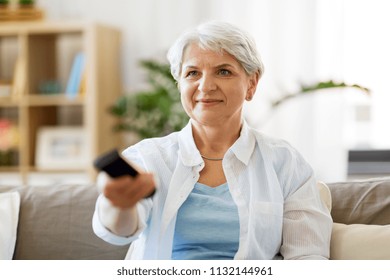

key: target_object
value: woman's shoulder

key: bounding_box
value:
[249,126,313,190]
[248,126,309,168]
[249,126,295,151]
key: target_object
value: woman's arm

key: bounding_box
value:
[92,171,155,244]
[97,192,139,237]
[281,175,333,259]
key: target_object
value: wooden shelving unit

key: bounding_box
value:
[0,21,122,183]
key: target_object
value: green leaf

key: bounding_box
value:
[272,80,370,108]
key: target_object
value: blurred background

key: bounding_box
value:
[1,0,390,184]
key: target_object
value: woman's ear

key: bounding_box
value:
[246,71,260,100]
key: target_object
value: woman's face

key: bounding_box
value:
[178,43,259,127]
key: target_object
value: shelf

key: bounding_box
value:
[0,166,20,172]
[0,7,44,22]
[23,94,85,106]
[28,166,86,173]
[0,21,89,35]
[0,96,19,106]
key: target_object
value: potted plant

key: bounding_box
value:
[0,0,9,8]
[18,0,34,8]
[109,60,189,140]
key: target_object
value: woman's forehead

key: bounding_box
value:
[182,43,239,66]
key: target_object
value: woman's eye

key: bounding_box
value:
[186,71,198,77]
[218,69,231,76]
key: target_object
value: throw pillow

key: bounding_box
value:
[330,222,390,260]
[0,192,20,260]
[328,178,390,225]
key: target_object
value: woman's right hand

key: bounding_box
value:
[96,171,155,236]
[101,172,156,209]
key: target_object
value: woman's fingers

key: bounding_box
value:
[103,173,155,209]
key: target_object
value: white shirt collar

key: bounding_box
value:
[230,120,256,165]
[177,119,256,167]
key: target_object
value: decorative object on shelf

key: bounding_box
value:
[109,59,189,139]
[35,126,88,170]
[0,80,12,97]
[0,0,43,21]
[38,80,62,95]
[0,118,19,166]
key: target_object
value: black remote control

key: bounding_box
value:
[93,149,155,198]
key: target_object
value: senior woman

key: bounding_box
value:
[92,21,333,260]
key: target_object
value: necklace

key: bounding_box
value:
[200,154,224,161]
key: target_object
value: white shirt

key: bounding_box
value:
[92,120,333,260]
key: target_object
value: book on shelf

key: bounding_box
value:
[78,70,87,96]
[65,52,85,99]
[11,56,26,100]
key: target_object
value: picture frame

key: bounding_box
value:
[0,81,12,97]
[35,126,88,170]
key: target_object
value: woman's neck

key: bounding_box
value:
[191,119,242,157]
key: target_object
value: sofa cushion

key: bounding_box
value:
[328,177,390,225]
[330,222,390,260]
[0,191,20,260]
[12,184,129,260]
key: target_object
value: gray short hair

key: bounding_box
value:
[167,21,264,81]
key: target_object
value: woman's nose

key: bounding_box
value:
[198,75,217,92]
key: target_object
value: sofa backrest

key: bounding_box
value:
[0,184,129,260]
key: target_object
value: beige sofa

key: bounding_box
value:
[1,177,389,260]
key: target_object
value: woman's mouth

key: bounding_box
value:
[196,99,223,105]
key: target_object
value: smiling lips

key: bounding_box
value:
[196,99,223,106]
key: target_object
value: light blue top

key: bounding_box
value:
[171,182,240,260]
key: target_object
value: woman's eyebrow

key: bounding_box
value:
[215,63,234,68]
[182,63,236,71]
[182,65,197,69]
